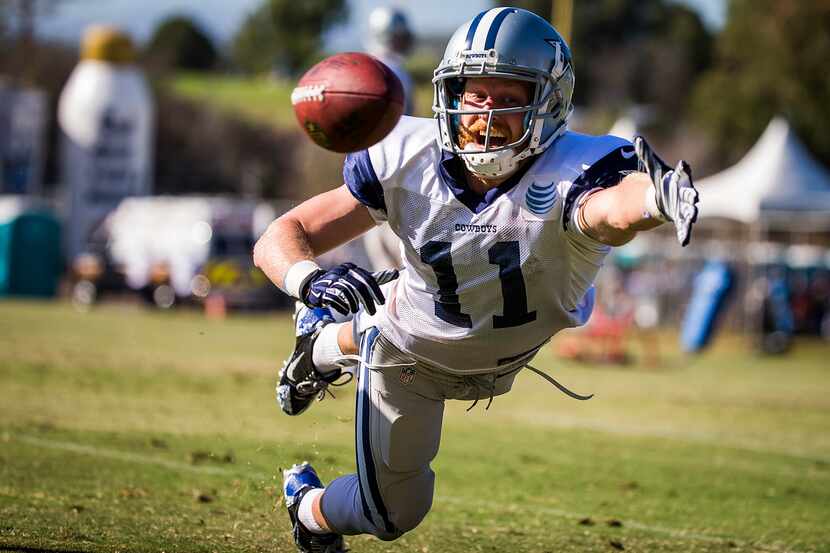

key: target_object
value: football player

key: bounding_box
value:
[254,8,698,552]
[366,6,416,116]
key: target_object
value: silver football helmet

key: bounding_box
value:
[433,8,575,179]
[367,6,414,57]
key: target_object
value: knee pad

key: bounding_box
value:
[377,468,435,540]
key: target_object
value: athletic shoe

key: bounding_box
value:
[283,462,345,553]
[277,303,346,416]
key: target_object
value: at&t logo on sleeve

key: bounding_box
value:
[525,182,557,215]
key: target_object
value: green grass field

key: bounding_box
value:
[1,300,829,552]
[167,73,435,131]
[168,74,299,130]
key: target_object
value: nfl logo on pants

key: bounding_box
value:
[399,367,416,385]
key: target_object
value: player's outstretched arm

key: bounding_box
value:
[578,140,698,247]
[577,174,662,246]
[253,185,397,315]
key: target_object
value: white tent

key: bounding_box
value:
[607,106,654,141]
[607,116,638,141]
[697,117,830,228]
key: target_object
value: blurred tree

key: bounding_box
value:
[0,4,8,40]
[232,0,347,76]
[2,0,71,84]
[145,16,218,71]
[2,0,66,44]
[494,0,712,116]
[692,1,830,167]
[154,91,301,198]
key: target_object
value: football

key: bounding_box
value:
[291,52,405,153]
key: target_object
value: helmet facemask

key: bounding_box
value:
[434,59,570,179]
[454,78,532,145]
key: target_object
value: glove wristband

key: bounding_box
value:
[644,183,670,223]
[282,260,322,299]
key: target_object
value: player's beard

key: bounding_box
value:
[456,118,513,151]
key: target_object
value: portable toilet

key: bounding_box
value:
[0,197,62,297]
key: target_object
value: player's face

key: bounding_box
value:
[457,77,533,151]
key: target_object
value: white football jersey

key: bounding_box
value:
[346,116,635,374]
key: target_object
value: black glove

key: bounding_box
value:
[302,263,399,316]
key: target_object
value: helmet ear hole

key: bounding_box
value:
[547,89,563,118]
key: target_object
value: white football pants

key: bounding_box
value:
[320,326,519,540]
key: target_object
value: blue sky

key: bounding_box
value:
[37,0,726,50]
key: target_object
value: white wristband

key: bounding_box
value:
[282,260,322,299]
[644,184,669,222]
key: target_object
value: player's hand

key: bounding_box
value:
[634,136,699,247]
[301,263,399,316]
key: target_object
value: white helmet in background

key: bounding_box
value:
[367,6,414,57]
[433,8,575,179]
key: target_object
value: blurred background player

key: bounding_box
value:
[365,6,415,117]
[363,6,414,272]
[317,6,415,274]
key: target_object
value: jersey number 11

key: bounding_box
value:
[420,240,537,329]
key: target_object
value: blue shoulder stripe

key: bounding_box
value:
[343,150,386,213]
[562,144,638,230]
